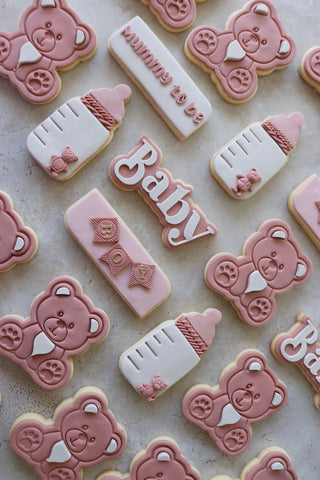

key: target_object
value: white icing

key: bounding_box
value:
[76,29,85,45]
[109,16,212,140]
[248,361,262,371]
[56,286,71,296]
[120,322,199,392]
[157,186,193,225]
[46,440,71,463]
[271,230,286,239]
[280,319,318,363]
[254,4,269,15]
[27,98,110,180]
[224,40,246,62]
[272,391,283,406]
[212,123,287,199]
[245,270,267,294]
[31,332,55,356]
[41,0,56,6]
[279,39,290,55]
[157,452,171,462]
[295,263,306,278]
[271,462,285,471]
[90,318,99,333]
[106,438,118,454]
[84,403,99,413]
[217,403,241,427]
[17,42,42,67]
[13,236,25,252]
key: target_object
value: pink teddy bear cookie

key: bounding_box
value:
[98,437,200,480]
[182,350,288,456]
[204,219,312,327]
[0,191,37,272]
[10,387,127,480]
[0,0,97,104]
[0,276,109,390]
[185,1,296,103]
[300,46,320,94]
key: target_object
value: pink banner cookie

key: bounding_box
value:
[0,0,97,104]
[0,276,109,390]
[0,191,37,272]
[182,350,288,456]
[205,219,312,326]
[185,1,296,103]
[272,313,320,411]
[109,135,217,248]
[65,189,170,318]
[10,387,127,480]
[120,308,221,401]
[211,447,298,480]
[300,46,320,94]
[27,84,131,180]
[98,437,201,480]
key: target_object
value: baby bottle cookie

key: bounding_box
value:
[300,46,320,94]
[205,219,312,326]
[120,308,221,401]
[182,349,288,456]
[185,1,296,103]
[27,84,131,180]
[0,0,97,104]
[0,276,109,390]
[10,387,127,480]
[211,113,303,199]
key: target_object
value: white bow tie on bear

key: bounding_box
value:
[17,41,42,68]
[31,331,55,356]
[224,40,246,62]
[217,403,241,427]
[46,440,72,463]
[245,270,268,294]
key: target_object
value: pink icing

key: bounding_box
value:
[262,113,304,153]
[205,219,312,327]
[65,189,171,318]
[128,262,156,289]
[291,175,320,248]
[47,146,78,178]
[0,191,37,271]
[100,243,132,276]
[0,0,97,104]
[98,437,200,480]
[232,168,262,197]
[0,276,109,390]
[302,46,320,92]
[185,0,296,102]
[144,0,199,32]
[91,217,120,243]
[10,388,127,480]
[245,449,298,480]
[186,308,221,349]
[90,85,132,123]
[137,374,167,402]
[182,350,288,456]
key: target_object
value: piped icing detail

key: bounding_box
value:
[137,374,167,402]
[261,113,304,155]
[232,168,262,197]
[91,218,120,243]
[47,146,78,178]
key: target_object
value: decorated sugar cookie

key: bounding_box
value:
[120,308,221,401]
[10,387,127,480]
[0,276,109,390]
[185,1,296,103]
[182,350,288,456]
[205,219,312,326]
[98,437,201,480]
[300,46,320,93]
[0,191,37,272]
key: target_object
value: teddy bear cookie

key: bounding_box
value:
[211,113,304,199]
[109,135,217,248]
[204,219,312,326]
[120,308,221,401]
[300,46,320,94]
[97,437,201,480]
[182,349,288,456]
[27,84,131,180]
[211,447,298,480]
[0,191,37,272]
[139,0,208,32]
[0,276,109,390]
[0,0,97,104]
[184,1,296,103]
[272,312,320,411]
[9,387,127,480]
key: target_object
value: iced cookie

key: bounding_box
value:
[300,46,320,94]
[0,276,109,390]
[108,16,212,140]
[65,189,170,318]
[10,387,127,480]
[272,312,320,411]
[182,349,288,456]
[205,219,312,326]
[98,436,201,480]
[185,1,296,103]
[211,447,298,480]
[288,175,320,250]
[0,191,37,272]
[120,308,221,401]
[139,0,207,33]
[27,84,131,180]
[0,0,97,104]
[211,113,303,199]
[109,135,217,248]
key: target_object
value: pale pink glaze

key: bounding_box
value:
[99,437,200,480]
[291,175,320,247]
[182,350,288,456]
[262,113,304,151]
[0,191,37,271]
[90,85,132,123]
[186,0,296,102]
[143,0,199,32]
[0,276,109,390]
[302,46,320,92]
[65,189,171,318]
[0,0,97,103]
[186,309,221,348]
[205,219,312,326]
[10,388,127,480]
[245,449,298,480]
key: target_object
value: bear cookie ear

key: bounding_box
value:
[294,259,308,281]
[74,25,93,50]
[270,386,286,409]
[88,313,105,337]
[105,432,125,456]
[38,0,60,8]
[278,37,292,57]
[253,3,270,16]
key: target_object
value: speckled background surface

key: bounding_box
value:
[0,0,320,478]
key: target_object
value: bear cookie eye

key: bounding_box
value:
[261,39,267,45]
[271,252,276,257]
[279,264,284,270]
[45,22,52,28]
[254,394,260,400]
[156,473,163,478]
[81,425,88,430]
[68,323,74,329]
[246,383,252,389]
[57,311,64,317]
[89,437,96,443]
[253,27,259,32]
[57,34,62,40]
